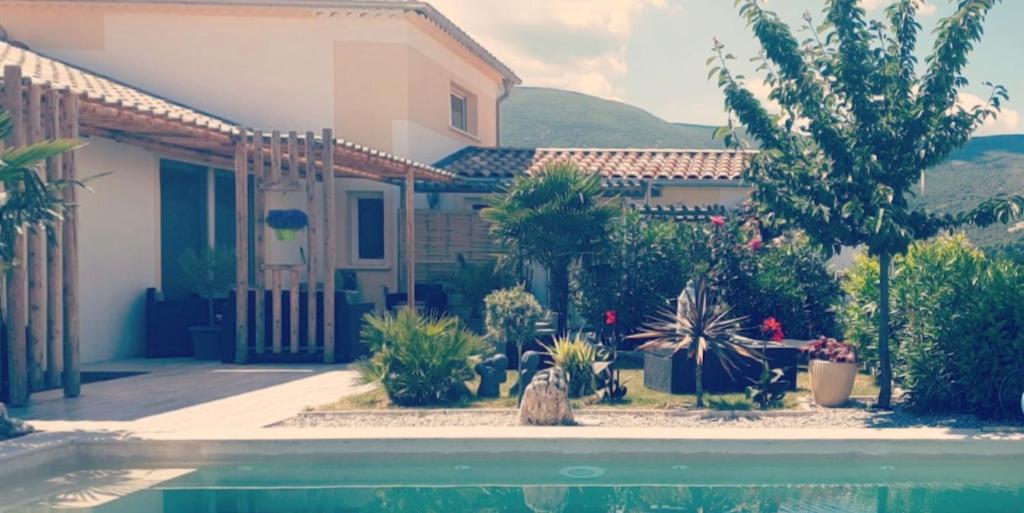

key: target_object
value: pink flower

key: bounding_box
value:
[747,238,763,251]
[710,216,726,227]
[604,310,617,326]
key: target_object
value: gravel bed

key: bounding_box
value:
[279,407,1018,430]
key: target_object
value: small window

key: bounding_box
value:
[451,91,468,132]
[350,192,385,263]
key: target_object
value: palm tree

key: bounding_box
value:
[481,161,619,333]
[631,278,756,407]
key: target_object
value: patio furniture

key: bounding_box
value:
[643,341,799,395]
[385,283,448,317]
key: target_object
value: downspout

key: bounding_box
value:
[495,78,513,147]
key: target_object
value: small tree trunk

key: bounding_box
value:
[549,262,570,334]
[877,251,893,409]
[207,297,215,327]
[695,361,705,408]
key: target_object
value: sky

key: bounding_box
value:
[429,0,1024,135]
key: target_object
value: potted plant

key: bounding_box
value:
[266,209,308,241]
[484,285,543,371]
[177,246,235,360]
[801,336,857,407]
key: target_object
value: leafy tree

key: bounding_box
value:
[481,162,619,333]
[177,246,235,325]
[712,0,1023,408]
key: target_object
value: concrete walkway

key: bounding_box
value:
[7,358,369,434]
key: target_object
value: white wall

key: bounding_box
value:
[75,138,160,363]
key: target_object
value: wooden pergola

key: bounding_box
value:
[0,59,453,405]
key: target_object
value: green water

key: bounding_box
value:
[5,455,1024,512]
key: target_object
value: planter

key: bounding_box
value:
[643,345,799,394]
[274,228,300,241]
[808,359,857,407]
[188,325,222,361]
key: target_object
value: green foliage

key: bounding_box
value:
[713,0,1020,408]
[484,285,543,357]
[482,161,620,332]
[575,211,699,337]
[842,234,1024,417]
[0,108,83,270]
[745,362,788,410]
[542,332,597,398]
[176,246,235,300]
[631,278,756,407]
[445,255,513,319]
[359,309,486,406]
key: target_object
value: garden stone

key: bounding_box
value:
[475,354,509,398]
[0,402,34,439]
[511,350,541,397]
[519,367,574,426]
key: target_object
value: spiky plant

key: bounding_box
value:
[542,332,598,398]
[631,278,757,407]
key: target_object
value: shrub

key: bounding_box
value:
[543,332,597,398]
[484,285,544,362]
[359,309,486,406]
[575,211,699,339]
[445,255,514,320]
[842,234,1024,417]
[800,337,856,363]
[177,246,235,324]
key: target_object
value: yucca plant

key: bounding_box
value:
[631,278,758,407]
[542,332,597,398]
[359,309,486,406]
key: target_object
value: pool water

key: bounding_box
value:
[4,455,1023,512]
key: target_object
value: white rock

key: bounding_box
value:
[518,368,574,426]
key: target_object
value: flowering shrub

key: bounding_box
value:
[266,209,309,230]
[801,336,856,364]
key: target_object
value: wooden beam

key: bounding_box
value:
[289,267,299,354]
[61,91,80,398]
[4,66,29,406]
[304,131,318,354]
[287,131,298,184]
[26,83,46,392]
[321,129,336,364]
[80,126,235,168]
[270,130,281,185]
[233,135,249,364]
[253,130,266,355]
[271,267,282,354]
[43,89,63,389]
[405,166,416,308]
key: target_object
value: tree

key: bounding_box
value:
[481,162,619,333]
[712,0,1023,408]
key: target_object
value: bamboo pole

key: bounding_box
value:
[304,132,318,354]
[26,83,45,392]
[270,130,281,185]
[61,91,80,397]
[405,165,416,308]
[289,267,299,354]
[4,66,29,405]
[253,130,266,354]
[43,89,63,389]
[287,131,298,185]
[272,267,282,354]
[321,130,336,364]
[233,135,249,364]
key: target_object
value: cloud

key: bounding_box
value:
[428,0,669,100]
[861,0,937,16]
[959,92,1022,135]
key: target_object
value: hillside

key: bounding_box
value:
[500,87,1024,249]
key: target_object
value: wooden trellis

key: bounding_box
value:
[0,65,80,406]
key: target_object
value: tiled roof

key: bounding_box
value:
[434,147,753,182]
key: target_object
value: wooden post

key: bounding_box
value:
[271,267,282,354]
[43,89,63,389]
[26,83,45,392]
[4,65,29,405]
[304,132,318,354]
[321,130,336,364]
[405,166,416,308]
[289,267,299,353]
[287,131,298,185]
[233,135,249,364]
[253,130,266,354]
[61,91,80,397]
[270,130,281,185]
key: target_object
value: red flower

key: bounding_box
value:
[747,238,763,251]
[604,310,617,325]
[710,216,726,227]
[760,317,784,342]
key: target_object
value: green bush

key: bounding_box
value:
[484,285,543,360]
[359,309,486,406]
[543,333,597,398]
[445,255,514,320]
[575,211,699,337]
[842,234,1024,417]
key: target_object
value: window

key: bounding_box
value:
[350,192,385,264]
[450,91,468,132]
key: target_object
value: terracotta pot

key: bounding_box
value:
[808,359,857,407]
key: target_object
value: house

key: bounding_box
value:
[0,0,751,396]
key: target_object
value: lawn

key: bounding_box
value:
[315,369,880,411]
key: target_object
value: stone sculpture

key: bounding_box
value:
[475,354,509,398]
[511,350,541,398]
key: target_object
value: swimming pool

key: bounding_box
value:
[3,453,1022,512]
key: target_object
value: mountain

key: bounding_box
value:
[499,87,1024,249]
